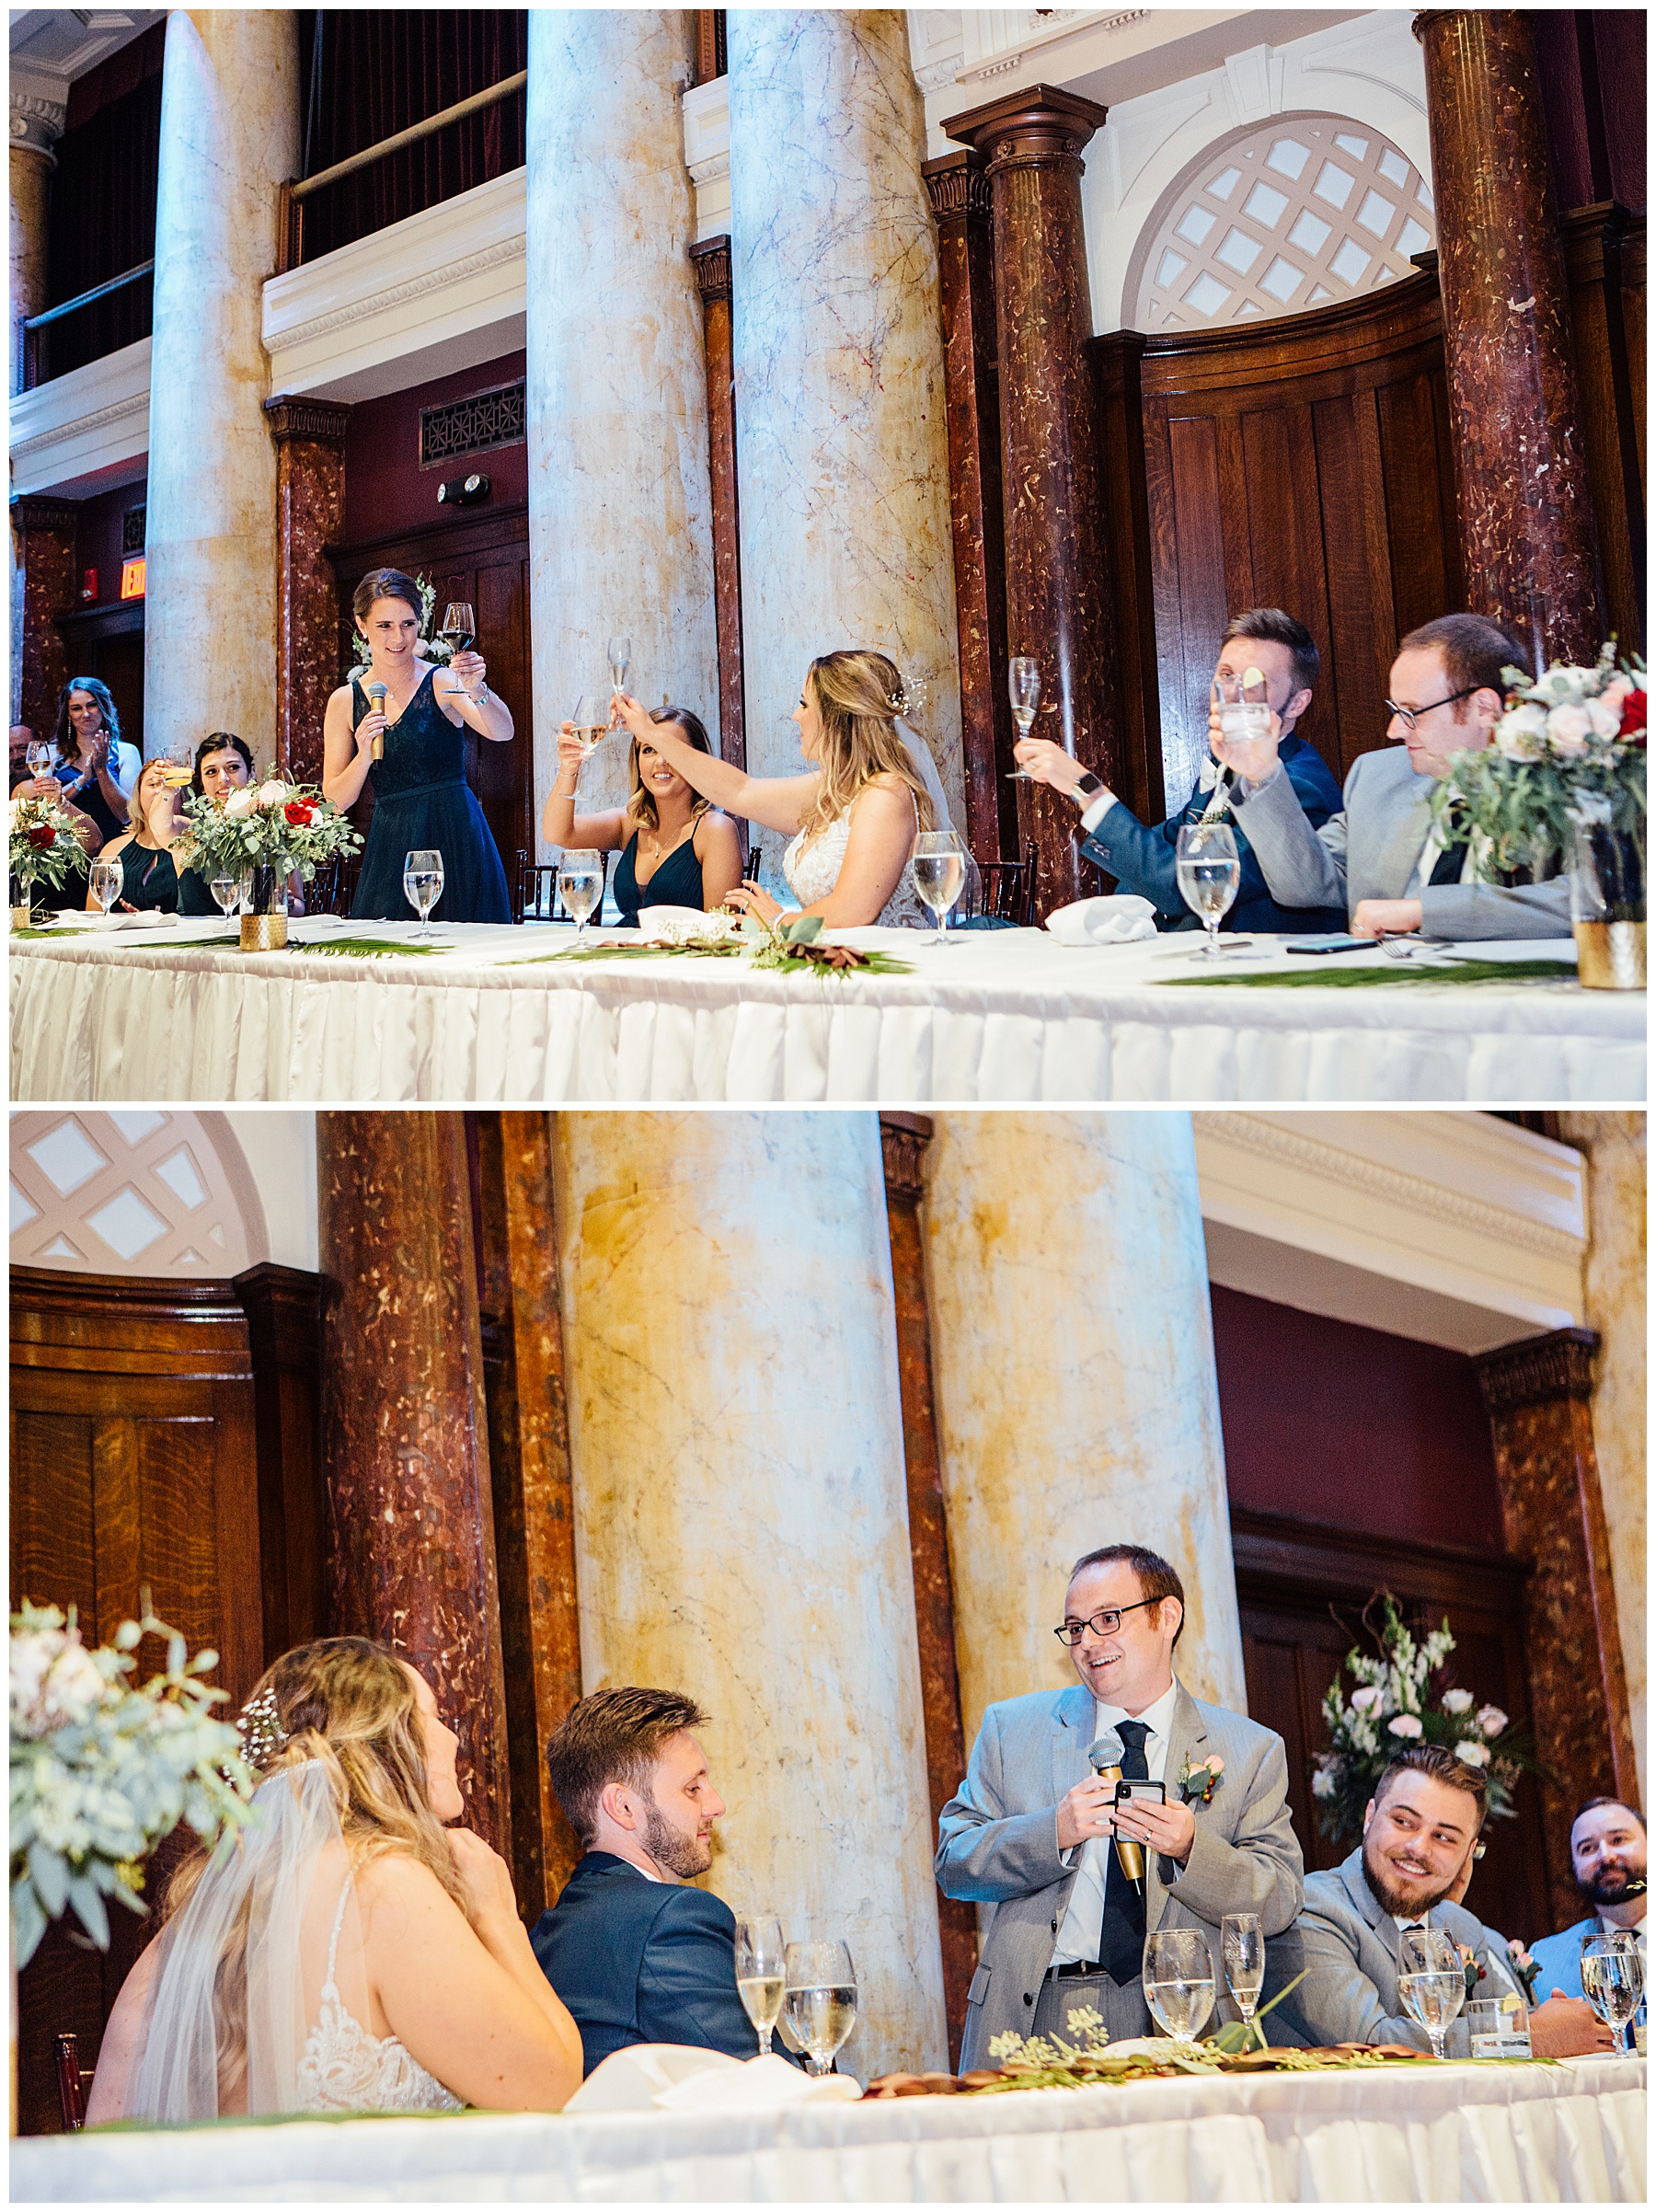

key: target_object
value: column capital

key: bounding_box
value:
[10,493,80,535]
[9,85,66,163]
[879,1112,934,1204]
[922,151,993,227]
[941,82,1109,171]
[1474,1325,1600,1413]
[688,234,731,305]
[263,395,351,448]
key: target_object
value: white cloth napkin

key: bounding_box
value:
[565,2045,861,2115]
[48,909,173,931]
[1044,894,1158,946]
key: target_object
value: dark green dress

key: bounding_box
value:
[114,841,180,912]
[612,830,706,927]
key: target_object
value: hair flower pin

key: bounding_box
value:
[1179,1752,1225,1804]
[238,1684,289,1768]
[886,674,929,720]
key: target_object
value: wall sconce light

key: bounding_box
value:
[437,473,491,508]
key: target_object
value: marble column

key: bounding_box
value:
[919,1112,1245,1748]
[316,1112,514,1857]
[1414,11,1604,664]
[264,398,349,785]
[9,86,62,394]
[145,10,297,766]
[728,12,964,817]
[12,497,77,737]
[552,1112,948,2078]
[943,86,1117,917]
[689,236,746,774]
[922,153,1018,867]
[1475,1329,1639,1929]
[525,12,719,841]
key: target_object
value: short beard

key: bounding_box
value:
[1363,1836,1456,1922]
[639,1793,710,1879]
[1580,1862,1643,1910]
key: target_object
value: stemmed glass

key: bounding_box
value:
[734,1916,788,2058]
[1397,1927,1466,2060]
[211,874,242,924]
[570,695,607,783]
[558,848,605,940]
[1175,822,1241,955]
[89,857,122,917]
[441,602,479,703]
[913,829,966,948]
[1142,1929,1215,2048]
[607,635,631,723]
[783,1940,857,2078]
[26,738,53,781]
[403,847,444,936]
[1004,657,1041,778]
[1581,1931,1643,2056]
[1222,1913,1265,2045]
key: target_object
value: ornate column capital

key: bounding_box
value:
[688,234,731,305]
[10,493,80,535]
[9,86,66,163]
[922,151,993,227]
[879,1112,934,1205]
[1475,1325,1600,1413]
[263,395,351,448]
[941,82,1110,176]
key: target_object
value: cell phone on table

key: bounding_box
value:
[1114,1780,1167,1807]
[1290,935,1372,956]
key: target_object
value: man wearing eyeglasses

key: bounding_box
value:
[1211,612,1572,940]
[936,1544,1303,2068]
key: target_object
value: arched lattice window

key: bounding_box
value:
[9,1111,261,1274]
[1130,114,1436,333]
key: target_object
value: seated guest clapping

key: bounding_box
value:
[1013,608,1344,934]
[541,705,743,926]
[1526,1798,1647,2003]
[86,1638,583,2121]
[613,650,935,927]
[532,1688,802,2075]
[1264,1746,1612,2055]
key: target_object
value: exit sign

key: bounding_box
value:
[120,557,145,601]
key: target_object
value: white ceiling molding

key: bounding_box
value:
[9,336,150,499]
[683,76,730,241]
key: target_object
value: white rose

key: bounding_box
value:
[1387,1713,1423,1739]
[224,786,259,820]
[1311,1767,1337,1799]
[1476,1704,1508,1737]
[1495,705,1547,762]
[1546,703,1593,757]
[1441,1688,1475,1714]
[41,1642,107,1727]
[1455,1740,1491,1768]
[1547,666,1600,697]
[9,1627,64,1734]
[257,778,288,811]
[1350,1685,1381,1712]
[1586,695,1623,741]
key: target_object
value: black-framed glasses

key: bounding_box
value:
[1053,1599,1156,1646]
[1384,685,1481,733]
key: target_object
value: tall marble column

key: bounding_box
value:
[525,12,719,839]
[264,398,350,784]
[728,12,964,818]
[317,1113,514,1857]
[145,11,297,766]
[919,1112,1245,1747]
[689,236,746,774]
[11,497,78,736]
[552,1112,948,2078]
[1414,11,1604,664]
[943,86,1116,917]
[9,85,62,394]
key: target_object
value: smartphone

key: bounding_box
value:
[1290,935,1373,956]
[1114,1779,1167,1807]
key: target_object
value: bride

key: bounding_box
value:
[86,1638,583,2121]
[613,648,936,927]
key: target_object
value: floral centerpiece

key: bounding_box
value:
[7,792,85,927]
[179,777,362,950]
[10,1597,254,1970]
[1312,1595,1534,1846]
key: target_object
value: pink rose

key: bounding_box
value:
[1387,1713,1423,1739]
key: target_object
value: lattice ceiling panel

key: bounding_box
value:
[1136,116,1436,333]
[9,1111,252,1275]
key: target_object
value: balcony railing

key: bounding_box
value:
[20,261,155,390]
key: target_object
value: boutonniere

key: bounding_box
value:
[1506,1939,1542,2004]
[1178,1753,1225,1804]
[1455,1941,1486,1999]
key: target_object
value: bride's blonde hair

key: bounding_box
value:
[797,650,936,841]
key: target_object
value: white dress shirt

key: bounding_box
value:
[1052,1676,1180,1966]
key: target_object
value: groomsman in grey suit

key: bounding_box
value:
[1213,612,1572,942]
[936,1544,1303,2068]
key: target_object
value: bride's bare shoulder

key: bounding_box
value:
[351,1848,459,1923]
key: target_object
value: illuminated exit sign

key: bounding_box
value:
[120,557,146,601]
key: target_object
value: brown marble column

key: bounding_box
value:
[473,1111,583,1918]
[317,1112,513,1857]
[880,1113,975,2069]
[10,88,62,394]
[923,153,1018,868]
[690,236,746,775]
[265,397,350,784]
[1414,11,1605,664]
[944,84,1116,917]
[12,496,78,738]
[1475,1327,1639,1930]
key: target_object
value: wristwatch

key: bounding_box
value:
[1072,771,1104,805]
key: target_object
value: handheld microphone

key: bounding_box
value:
[367,682,388,761]
[1087,1733,1144,1890]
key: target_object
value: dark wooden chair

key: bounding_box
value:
[514,849,611,925]
[976,847,1039,927]
[54,2032,88,2131]
[308,856,362,918]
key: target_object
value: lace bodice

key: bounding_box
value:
[294,1882,463,2115]
[783,794,924,927]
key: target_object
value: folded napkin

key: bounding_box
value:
[1044,894,1157,946]
[566,2045,861,2115]
[49,909,173,931]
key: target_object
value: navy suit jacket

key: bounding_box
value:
[1080,732,1345,933]
[530,1850,788,2077]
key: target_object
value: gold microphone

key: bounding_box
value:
[1088,1735,1145,1888]
[367,682,388,761]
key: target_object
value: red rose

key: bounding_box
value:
[283,801,315,827]
[27,824,54,850]
[1618,687,1646,742]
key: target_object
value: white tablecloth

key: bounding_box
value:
[9,2057,1643,2202]
[9,916,1644,1104]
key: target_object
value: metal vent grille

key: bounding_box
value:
[420,380,525,469]
[121,505,146,555]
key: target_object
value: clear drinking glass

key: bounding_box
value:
[783,1941,857,2078]
[734,1916,788,2058]
[607,635,631,720]
[403,847,444,936]
[90,857,122,916]
[211,875,241,922]
[1222,1913,1265,2041]
[1213,668,1272,747]
[441,602,479,701]
[913,829,966,948]
[161,741,193,790]
[1175,821,1242,954]
[26,739,52,780]
[1005,656,1041,778]
[558,848,605,940]
[1581,1932,1643,2054]
[1397,1927,1466,2060]
[1466,1996,1532,2057]
[1142,1929,1215,2047]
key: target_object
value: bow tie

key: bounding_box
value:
[1198,756,1223,790]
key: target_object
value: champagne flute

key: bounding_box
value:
[403,847,444,936]
[1142,1928,1215,2048]
[90,857,122,916]
[558,847,605,940]
[570,694,607,778]
[1221,1913,1265,2045]
[734,1916,788,2058]
[1005,656,1041,778]
[783,1941,857,2078]
[913,829,966,948]
[1581,1932,1643,2055]
[1175,821,1241,955]
[441,602,479,702]
[606,635,631,724]
[1397,1926,1466,2060]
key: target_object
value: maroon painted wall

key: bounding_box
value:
[1535,9,1647,215]
[74,481,146,615]
[339,349,526,551]
[1211,1285,1505,1551]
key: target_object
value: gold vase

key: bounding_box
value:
[10,903,33,935]
[239,911,288,952]
[1573,919,1646,990]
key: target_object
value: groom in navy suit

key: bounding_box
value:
[531,1686,798,2075]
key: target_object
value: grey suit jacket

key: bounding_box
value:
[1230,744,1572,939]
[1263,1849,1521,2053]
[936,1680,1303,2069]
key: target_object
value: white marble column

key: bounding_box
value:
[920,1112,1246,1749]
[144,11,297,767]
[728,11,963,816]
[525,13,719,846]
[551,1112,948,2078]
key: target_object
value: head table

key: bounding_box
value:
[9,2055,1643,2202]
[8,915,1643,1105]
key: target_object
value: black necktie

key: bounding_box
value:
[1428,805,1468,887]
[1098,1720,1151,1982]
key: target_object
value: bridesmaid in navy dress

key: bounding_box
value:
[541,704,742,927]
[321,567,512,924]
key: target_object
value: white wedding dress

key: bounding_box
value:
[294,1879,463,2114]
[784,794,925,928]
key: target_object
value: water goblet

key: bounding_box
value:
[913,829,966,948]
[783,1941,857,2078]
[90,857,122,916]
[211,875,242,924]
[1581,1931,1643,2055]
[1175,821,1241,955]
[1397,1926,1466,2060]
[558,848,605,940]
[1005,656,1041,778]
[403,848,444,936]
[1221,1912,1265,2043]
[734,1916,788,2058]
[1142,1928,1215,2047]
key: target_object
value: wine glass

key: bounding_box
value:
[1221,1913,1265,2044]
[1581,1932,1643,2055]
[607,635,631,721]
[1142,1928,1215,2048]
[913,829,966,948]
[90,857,122,916]
[211,875,242,924]
[783,1941,857,2078]
[1005,656,1041,778]
[1175,821,1241,955]
[1397,1926,1466,2060]
[570,694,607,778]
[558,848,605,940]
[26,738,53,782]
[734,1916,787,2058]
[403,847,444,936]
[441,602,479,702]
